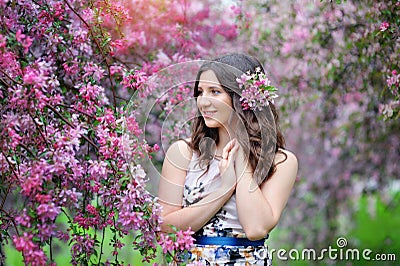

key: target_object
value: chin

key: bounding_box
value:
[204,119,220,128]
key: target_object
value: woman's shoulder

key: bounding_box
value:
[275,148,298,169]
[164,139,193,169]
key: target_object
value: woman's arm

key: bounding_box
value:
[235,149,298,240]
[158,140,237,233]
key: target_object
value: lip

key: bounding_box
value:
[202,111,217,118]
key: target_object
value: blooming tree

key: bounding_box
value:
[0,0,238,265]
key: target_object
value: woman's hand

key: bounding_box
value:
[218,138,240,190]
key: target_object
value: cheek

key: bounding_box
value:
[222,96,233,110]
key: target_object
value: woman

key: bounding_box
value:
[158,53,298,265]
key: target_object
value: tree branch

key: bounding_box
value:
[46,105,99,150]
[0,69,22,85]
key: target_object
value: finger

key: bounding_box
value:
[222,142,232,156]
[222,139,236,159]
[231,141,240,155]
[227,142,240,162]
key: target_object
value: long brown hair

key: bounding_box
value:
[189,53,286,184]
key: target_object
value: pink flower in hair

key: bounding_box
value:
[237,68,279,111]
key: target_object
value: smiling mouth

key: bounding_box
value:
[202,111,217,118]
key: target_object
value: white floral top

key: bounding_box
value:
[182,152,246,238]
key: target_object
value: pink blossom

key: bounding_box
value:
[15,209,31,228]
[96,108,116,124]
[130,164,148,186]
[15,29,26,43]
[0,33,6,48]
[121,70,149,96]
[81,8,95,23]
[35,194,52,203]
[23,67,41,85]
[38,10,54,26]
[379,21,389,31]
[386,70,400,96]
[109,39,127,56]
[175,228,195,250]
[71,234,95,263]
[110,64,124,76]
[52,2,64,20]
[126,116,143,136]
[213,23,238,40]
[281,42,293,55]
[59,188,82,207]
[13,233,48,265]
[63,60,79,75]
[37,202,61,222]
[20,174,42,196]
[16,29,33,53]
[0,0,8,8]
[78,83,104,102]
[158,234,175,254]
[230,5,242,16]
[37,222,57,240]
[119,210,144,230]
[56,231,70,243]
[380,100,399,119]
[13,233,36,252]
[88,159,109,180]
[83,62,105,81]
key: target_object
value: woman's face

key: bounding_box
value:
[197,70,233,129]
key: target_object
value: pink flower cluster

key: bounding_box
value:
[379,100,400,120]
[70,234,95,265]
[386,70,399,97]
[157,227,195,254]
[16,29,33,53]
[379,21,390,31]
[121,69,150,97]
[237,68,279,111]
[13,233,47,266]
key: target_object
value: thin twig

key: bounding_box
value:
[18,143,36,158]
[0,184,11,211]
[61,208,72,223]
[28,113,49,147]
[0,69,22,85]
[56,104,96,119]
[46,105,99,150]
[0,150,19,181]
[0,77,11,88]
[0,102,8,115]
[97,227,106,265]
[49,236,53,262]
[0,209,21,236]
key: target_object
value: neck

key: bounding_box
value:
[217,126,232,153]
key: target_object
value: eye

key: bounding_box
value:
[212,89,221,95]
[197,89,203,95]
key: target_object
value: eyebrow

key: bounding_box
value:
[197,85,223,90]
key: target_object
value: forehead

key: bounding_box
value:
[198,70,221,87]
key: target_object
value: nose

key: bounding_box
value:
[197,95,212,108]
